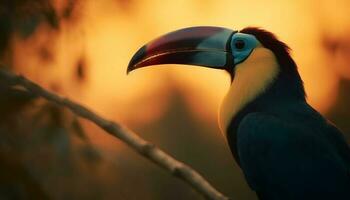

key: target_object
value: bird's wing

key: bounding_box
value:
[324,121,350,169]
[237,113,350,200]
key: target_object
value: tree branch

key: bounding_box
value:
[0,68,230,200]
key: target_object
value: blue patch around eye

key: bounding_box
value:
[231,33,259,65]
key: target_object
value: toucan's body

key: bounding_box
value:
[128,26,350,199]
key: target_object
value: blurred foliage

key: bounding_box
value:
[0,0,57,57]
[0,0,349,200]
[322,31,350,142]
[0,81,48,199]
[0,80,118,199]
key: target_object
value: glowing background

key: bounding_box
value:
[3,0,350,199]
[11,0,346,120]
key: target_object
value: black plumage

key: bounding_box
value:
[226,28,350,199]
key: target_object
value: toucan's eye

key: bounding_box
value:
[231,33,258,64]
[234,40,245,50]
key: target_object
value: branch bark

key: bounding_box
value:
[0,68,230,200]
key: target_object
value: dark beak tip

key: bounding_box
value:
[126,45,148,75]
[126,64,134,75]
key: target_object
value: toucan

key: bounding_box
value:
[127,26,350,200]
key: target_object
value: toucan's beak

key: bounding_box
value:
[127,26,237,74]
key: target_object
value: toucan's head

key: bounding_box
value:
[127,26,304,94]
[127,26,305,131]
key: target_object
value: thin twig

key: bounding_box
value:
[0,68,230,200]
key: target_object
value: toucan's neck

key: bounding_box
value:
[243,73,306,112]
[218,48,305,134]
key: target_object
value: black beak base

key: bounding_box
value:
[127,26,236,74]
